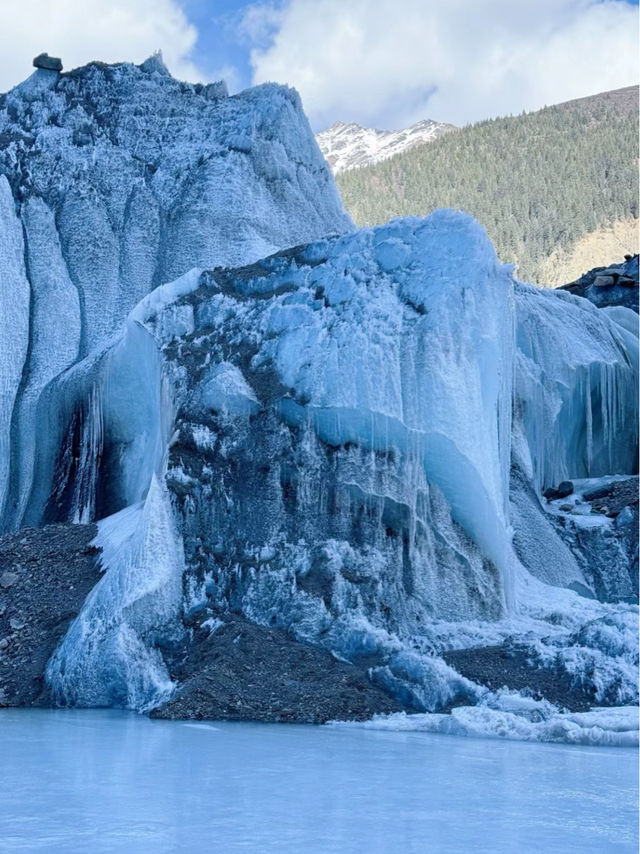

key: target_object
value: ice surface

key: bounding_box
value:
[0,710,637,853]
[35,206,634,719]
[1,58,635,729]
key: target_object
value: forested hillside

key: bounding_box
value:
[336,86,639,284]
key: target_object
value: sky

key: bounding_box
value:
[0,0,637,130]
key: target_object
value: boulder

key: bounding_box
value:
[32,53,63,72]
[543,480,573,500]
[557,480,574,498]
[593,275,615,288]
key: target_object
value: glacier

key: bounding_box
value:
[0,55,352,531]
[0,58,637,745]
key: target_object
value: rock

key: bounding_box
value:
[559,503,573,512]
[32,53,63,72]
[0,638,9,650]
[584,477,638,517]
[559,255,639,312]
[0,571,18,588]
[543,480,573,500]
[557,481,574,498]
[9,618,24,631]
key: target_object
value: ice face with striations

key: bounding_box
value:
[41,206,638,723]
[0,57,352,531]
[514,282,638,493]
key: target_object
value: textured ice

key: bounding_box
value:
[347,704,639,747]
[514,282,638,492]
[36,203,638,724]
[0,58,351,532]
[46,476,185,710]
[1,58,636,736]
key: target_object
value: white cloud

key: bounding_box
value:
[245,0,640,129]
[0,0,206,93]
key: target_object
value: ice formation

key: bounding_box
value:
[514,282,638,492]
[37,207,637,735]
[0,57,352,531]
[47,475,185,710]
[0,59,637,745]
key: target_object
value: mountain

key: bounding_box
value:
[335,85,639,284]
[316,118,456,173]
[0,60,637,743]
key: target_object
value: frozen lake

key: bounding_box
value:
[0,709,636,853]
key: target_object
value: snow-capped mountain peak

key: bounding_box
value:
[316,117,456,173]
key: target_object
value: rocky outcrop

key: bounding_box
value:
[32,53,62,72]
[559,254,639,312]
[0,524,102,706]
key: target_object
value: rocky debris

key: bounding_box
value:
[583,477,638,517]
[32,53,62,72]
[559,254,639,312]
[543,480,574,500]
[150,614,406,723]
[443,644,600,712]
[0,523,102,706]
[540,476,639,602]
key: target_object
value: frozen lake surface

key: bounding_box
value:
[0,709,637,853]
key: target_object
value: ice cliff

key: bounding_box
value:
[0,57,351,531]
[0,59,637,743]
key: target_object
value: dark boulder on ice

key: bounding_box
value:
[543,481,574,500]
[32,53,62,72]
[0,524,101,707]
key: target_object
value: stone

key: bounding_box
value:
[617,276,637,288]
[9,618,24,631]
[593,275,615,288]
[0,572,18,588]
[32,53,62,72]
[557,481,574,499]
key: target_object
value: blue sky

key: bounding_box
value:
[0,0,638,130]
[185,0,640,98]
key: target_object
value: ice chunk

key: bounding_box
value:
[46,476,185,711]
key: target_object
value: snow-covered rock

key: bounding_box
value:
[0,58,352,531]
[316,118,456,174]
